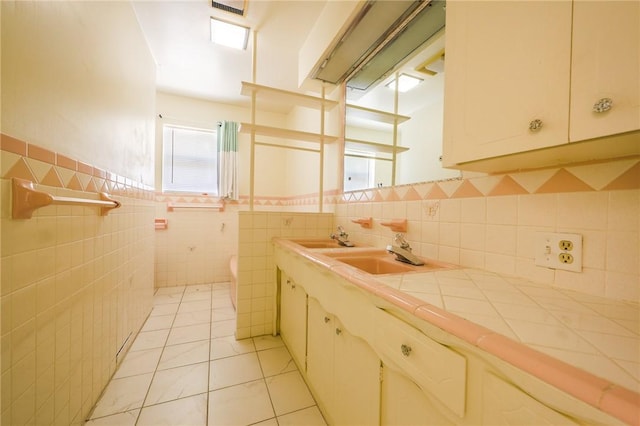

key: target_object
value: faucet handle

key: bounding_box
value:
[394,233,411,250]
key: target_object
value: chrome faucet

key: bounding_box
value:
[330,225,354,247]
[386,233,424,266]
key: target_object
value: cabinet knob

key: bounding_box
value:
[401,344,412,357]
[324,316,330,323]
[593,98,613,113]
[528,119,543,132]
[335,328,342,336]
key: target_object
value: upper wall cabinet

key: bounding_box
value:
[442,1,640,170]
[570,0,640,142]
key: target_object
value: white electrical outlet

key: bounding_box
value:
[534,232,583,272]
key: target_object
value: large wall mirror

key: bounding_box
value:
[343,3,461,191]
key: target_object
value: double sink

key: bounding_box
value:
[290,239,455,275]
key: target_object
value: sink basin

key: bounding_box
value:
[322,249,456,275]
[291,239,354,249]
[333,256,415,274]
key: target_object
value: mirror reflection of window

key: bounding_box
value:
[344,150,375,192]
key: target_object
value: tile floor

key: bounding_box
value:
[85,283,327,426]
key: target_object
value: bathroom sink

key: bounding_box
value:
[323,249,456,275]
[291,239,355,249]
[333,256,416,274]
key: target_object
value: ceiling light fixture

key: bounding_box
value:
[210,17,249,50]
[385,74,423,92]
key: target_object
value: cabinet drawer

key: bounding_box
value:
[374,308,466,417]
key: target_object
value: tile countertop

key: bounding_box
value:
[274,239,640,425]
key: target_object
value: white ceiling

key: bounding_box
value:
[132,0,328,110]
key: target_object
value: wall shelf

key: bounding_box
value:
[345,138,409,154]
[241,81,339,111]
[240,123,338,144]
[346,104,410,125]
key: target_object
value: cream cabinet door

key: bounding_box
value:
[307,297,381,425]
[482,372,580,425]
[381,365,454,426]
[443,1,572,166]
[279,273,307,369]
[570,0,640,142]
[306,297,336,420]
[333,317,380,426]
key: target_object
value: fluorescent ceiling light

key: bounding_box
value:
[385,74,423,93]
[210,17,249,50]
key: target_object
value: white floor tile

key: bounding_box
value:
[210,319,236,338]
[153,293,183,305]
[277,406,327,426]
[155,286,186,295]
[179,300,211,314]
[145,362,209,406]
[182,291,212,302]
[166,323,211,346]
[141,314,175,332]
[89,373,153,419]
[84,409,139,425]
[211,306,236,322]
[266,370,316,416]
[209,352,263,390]
[150,303,180,317]
[173,310,212,328]
[257,346,297,377]
[210,336,255,360]
[114,348,162,379]
[137,393,207,426]
[129,329,170,352]
[158,340,210,370]
[254,335,285,351]
[208,380,275,426]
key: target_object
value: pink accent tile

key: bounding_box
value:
[425,184,448,200]
[1,134,27,156]
[535,169,594,193]
[27,145,55,164]
[77,161,92,175]
[488,175,530,196]
[85,179,98,193]
[385,190,401,202]
[40,168,64,187]
[599,385,640,426]
[402,187,422,201]
[373,191,384,202]
[3,158,36,181]
[66,174,83,191]
[603,162,640,190]
[451,180,484,198]
[93,167,106,179]
[438,180,464,197]
[56,154,77,171]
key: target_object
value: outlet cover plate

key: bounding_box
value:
[535,232,583,272]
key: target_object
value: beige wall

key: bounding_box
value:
[1,1,156,424]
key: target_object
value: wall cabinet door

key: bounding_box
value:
[279,273,307,369]
[443,1,572,166]
[570,0,640,142]
[307,297,380,426]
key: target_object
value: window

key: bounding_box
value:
[162,125,218,194]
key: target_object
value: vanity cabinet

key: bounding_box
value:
[279,272,307,369]
[306,297,380,426]
[443,1,639,169]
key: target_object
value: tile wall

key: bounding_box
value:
[154,194,240,288]
[1,137,155,425]
[334,157,640,302]
[236,212,334,338]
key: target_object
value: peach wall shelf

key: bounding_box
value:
[166,202,224,212]
[11,177,121,219]
[352,217,373,228]
[380,218,407,232]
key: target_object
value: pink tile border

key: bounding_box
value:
[1,133,154,200]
